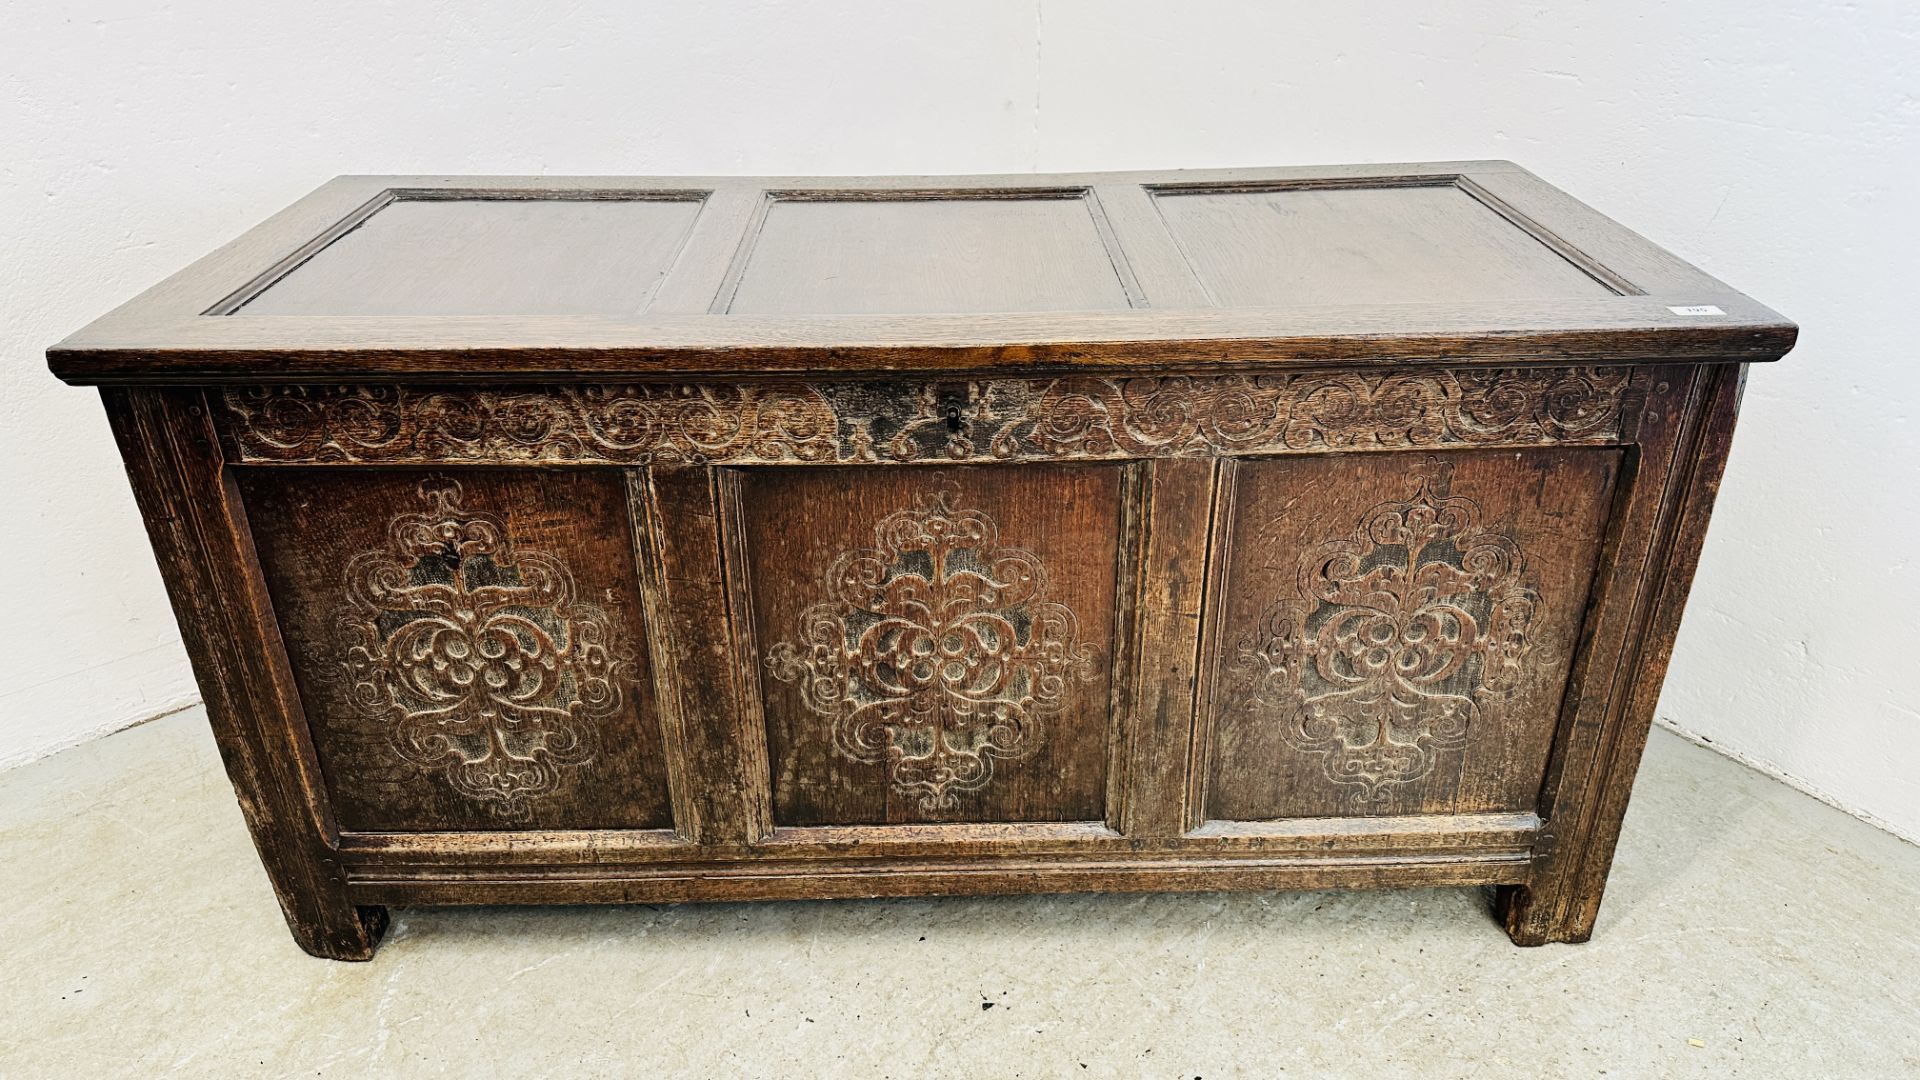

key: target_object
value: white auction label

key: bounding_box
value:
[1667,304,1727,316]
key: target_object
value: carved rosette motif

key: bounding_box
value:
[1232,459,1542,805]
[339,481,628,818]
[767,490,1097,811]
[221,368,1631,465]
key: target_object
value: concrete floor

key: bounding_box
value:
[2,709,1916,1079]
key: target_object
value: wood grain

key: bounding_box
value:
[723,193,1133,315]
[235,467,674,832]
[1151,182,1618,306]
[102,388,388,960]
[237,195,704,316]
[1202,448,1620,820]
[630,467,773,846]
[1499,364,1749,944]
[214,367,1638,466]
[1110,457,1216,836]
[46,163,1795,385]
[345,851,1535,908]
[741,464,1123,826]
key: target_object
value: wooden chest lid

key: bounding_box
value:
[48,161,1795,384]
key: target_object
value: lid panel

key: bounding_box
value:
[48,164,1798,385]
[237,196,705,316]
[1152,182,1619,307]
[724,194,1134,315]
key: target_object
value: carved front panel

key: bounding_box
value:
[742,465,1121,826]
[237,468,673,831]
[1205,449,1621,820]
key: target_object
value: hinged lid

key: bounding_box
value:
[48,161,1795,384]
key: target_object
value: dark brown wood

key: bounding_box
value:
[346,851,1534,907]
[1202,447,1621,821]
[235,467,674,832]
[233,194,705,316]
[1498,363,1750,944]
[55,165,1793,958]
[721,191,1137,314]
[741,464,1121,825]
[1149,179,1625,306]
[629,467,772,847]
[1112,457,1217,836]
[100,388,387,960]
[47,163,1794,385]
[212,367,1640,465]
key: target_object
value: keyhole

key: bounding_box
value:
[944,406,963,433]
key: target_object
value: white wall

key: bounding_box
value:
[5,3,1915,838]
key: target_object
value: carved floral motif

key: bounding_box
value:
[221,368,1631,465]
[1232,459,1542,805]
[767,490,1097,811]
[339,481,628,817]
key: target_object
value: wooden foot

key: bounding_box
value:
[1494,883,1596,946]
[284,902,389,961]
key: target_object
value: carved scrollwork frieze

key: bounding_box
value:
[220,367,1633,465]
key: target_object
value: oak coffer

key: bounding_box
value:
[49,162,1795,959]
